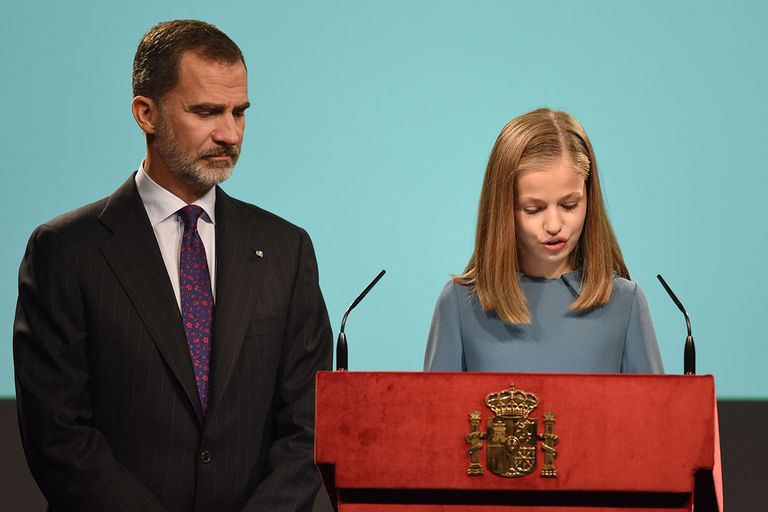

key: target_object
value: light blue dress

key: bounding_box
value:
[424,272,664,373]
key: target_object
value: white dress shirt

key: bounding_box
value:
[135,164,216,309]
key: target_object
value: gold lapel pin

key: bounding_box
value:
[254,250,264,258]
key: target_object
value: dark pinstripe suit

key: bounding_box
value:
[13,175,332,511]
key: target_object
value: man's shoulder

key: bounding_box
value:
[220,192,306,236]
[21,194,112,261]
[35,196,111,237]
[36,173,140,235]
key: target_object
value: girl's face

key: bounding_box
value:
[514,158,587,278]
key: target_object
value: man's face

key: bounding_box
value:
[153,51,249,189]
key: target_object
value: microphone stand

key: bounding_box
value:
[336,269,386,371]
[657,274,695,375]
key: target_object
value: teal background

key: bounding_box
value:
[2,0,766,398]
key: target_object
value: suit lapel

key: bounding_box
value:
[209,187,263,412]
[97,175,204,423]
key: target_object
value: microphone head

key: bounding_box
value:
[336,331,348,371]
[684,335,696,375]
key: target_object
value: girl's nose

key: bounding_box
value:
[543,209,563,235]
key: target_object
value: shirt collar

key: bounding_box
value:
[135,162,217,226]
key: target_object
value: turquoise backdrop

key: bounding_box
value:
[2,0,766,398]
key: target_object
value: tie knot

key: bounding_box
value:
[178,205,204,229]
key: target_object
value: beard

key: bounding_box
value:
[153,118,239,189]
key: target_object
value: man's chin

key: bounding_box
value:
[175,165,234,189]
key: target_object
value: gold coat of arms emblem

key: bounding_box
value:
[466,384,558,478]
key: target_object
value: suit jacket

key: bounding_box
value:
[13,175,332,512]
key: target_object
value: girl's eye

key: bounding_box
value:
[562,203,579,211]
[523,207,542,215]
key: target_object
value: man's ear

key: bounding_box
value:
[132,95,158,135]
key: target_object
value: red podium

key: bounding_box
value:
[315,372,722,512]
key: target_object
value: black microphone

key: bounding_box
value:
[336,269,386,371]
[656,274,695,375]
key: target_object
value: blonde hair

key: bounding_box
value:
[455,108,629,324]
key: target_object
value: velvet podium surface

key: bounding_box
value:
[315,372,722,512]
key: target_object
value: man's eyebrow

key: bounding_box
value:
[186,102,251,112]
[187,103,225,113]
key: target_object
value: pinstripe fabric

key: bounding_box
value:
[13,174,332,512]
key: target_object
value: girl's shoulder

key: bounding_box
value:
[612,275,640,294]
[440,278,474,301]
[610,275,648,309]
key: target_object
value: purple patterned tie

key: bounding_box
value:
[178,205,213,414]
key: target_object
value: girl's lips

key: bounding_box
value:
[543,239,567,251]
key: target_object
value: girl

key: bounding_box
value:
[424,108,663,373]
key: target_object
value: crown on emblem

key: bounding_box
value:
[485,385,539,417]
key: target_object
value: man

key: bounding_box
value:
[13,20,332,512]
